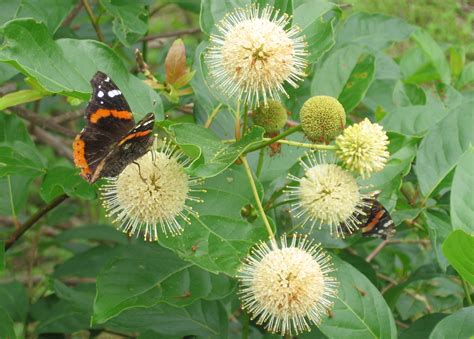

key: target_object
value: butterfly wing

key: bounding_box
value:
[73,71,135,182]
[360,200,395,240]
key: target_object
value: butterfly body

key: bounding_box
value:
[73,71,155,183]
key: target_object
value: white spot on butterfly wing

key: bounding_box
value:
[98,90,104,98]
[100,101,104,104]
[108,90,121,98]
[105,77,110,82]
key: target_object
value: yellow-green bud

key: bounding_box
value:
[299,96,346,143]
[253,101,287,133]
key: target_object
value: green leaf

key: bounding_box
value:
[0,176,32,216]
[0,142,46,177]
[15,0,74,34]
[415,101,474,197]
[92,243,235,324]
[311,45,375,112]
[338,53,375,113]
[0,307,16,339]
[449,46,465,80]
[442,230,474,285]
[0,63,18,84]
[400,313,448,339]
[0,241,4,272]
[40,166,96,202]
[458,62,474,88]
[425,210,452,271]
[0,19,162,119]
[293,0,340,63]
[107,299,228,337]
[100,0,148,46]
[429,307,474,339]
[170,123,264,178]
[199,0,250,36]
[400,46,440,84]
[0,281,28,322]
[0,89,47,111]
[450,149,474,233]
[0,0,20,26]
[55,224,128,245]
[335,12,415,50]
[412,29,451,84]
[159,215,267,276]
[319,256,397,339]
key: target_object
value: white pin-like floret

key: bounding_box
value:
[238,234,338,335]
[286,152,370,237]
[206,5,308,107]
[101,141,202,240]
[336,118,390,179]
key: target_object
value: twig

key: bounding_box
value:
[204,103,223,128]
[81,0,104,42]
[52,110,83,124]
[245,124,303,153]
[366,239,389,262]
[8,106,76,137]
[286,119,299,127]
[32,126,73,161]
[61,1,83,28]
[5,194,69,251]
[395,320,409,329]
[141,28,201,41]
[264,138,338,150]
[0,216,16,227]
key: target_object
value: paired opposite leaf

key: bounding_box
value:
[442,230,474,285]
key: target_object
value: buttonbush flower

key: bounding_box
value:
[205,5,308,107]
[101,142,201,241]
[336,118,389,178]
[238,234,338,335]
[286,152,370,237]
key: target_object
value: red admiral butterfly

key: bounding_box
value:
[347,192,395,240]
[73,71,155,183]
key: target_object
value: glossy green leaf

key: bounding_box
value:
[40,166,96,202]
[415,101,474,197]
[0,307,16,339]
[159,215,267,276]
[0,19,162,119]
[170,123,264,178]
[15,0,74,34]
[412,29,451,84]
[442,230,474,285]
[100,0,148,46]
[450,149,474,233]
[200,0,250,36]
[429,307,474,339]
[92,243,234,324]
[335,12,415,50]
[0,281,28,322]
[107,299,228,337]
[319,256,397,339]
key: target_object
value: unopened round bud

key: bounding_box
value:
[253,101,288,133]
[299,96,345,143]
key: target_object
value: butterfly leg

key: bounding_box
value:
[132,161,148,182]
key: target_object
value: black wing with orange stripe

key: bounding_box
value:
[73,71,154,183]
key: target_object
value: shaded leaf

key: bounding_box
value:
[450,149,474,233]
[0,241,4,272]
[458,62,474,88]
[399,313,448,339]
[0,307,16,339]
[0,281,28,322]
[16,0,74,34]
[425,210,451,271]
[442,230,474,285]
[0,142,46,178]
[199,0,250,36]
[40,166,96,202]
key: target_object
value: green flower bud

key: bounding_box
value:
[299,96,346,143]
[253,101,288,133]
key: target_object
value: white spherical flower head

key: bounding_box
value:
[238,234,338,335]
[336,118,390,178]
[206,5,308,107]
[286,152,370,237]
[101,143,201,241]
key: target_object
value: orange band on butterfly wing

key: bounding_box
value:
[118,130,152,145]
[89,109,133,123]
[362,210,385,233]
[73,136,91,178]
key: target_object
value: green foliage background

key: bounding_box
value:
[0,0,473,338]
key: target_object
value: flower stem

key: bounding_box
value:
[264,138,338,150]
[245,124,302,153]
[241,156,275,239]
[235,100,242,140]
[242,104,249,137]
[204,103,223,128]
[461,276,473,306]
[256,148,265,178]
